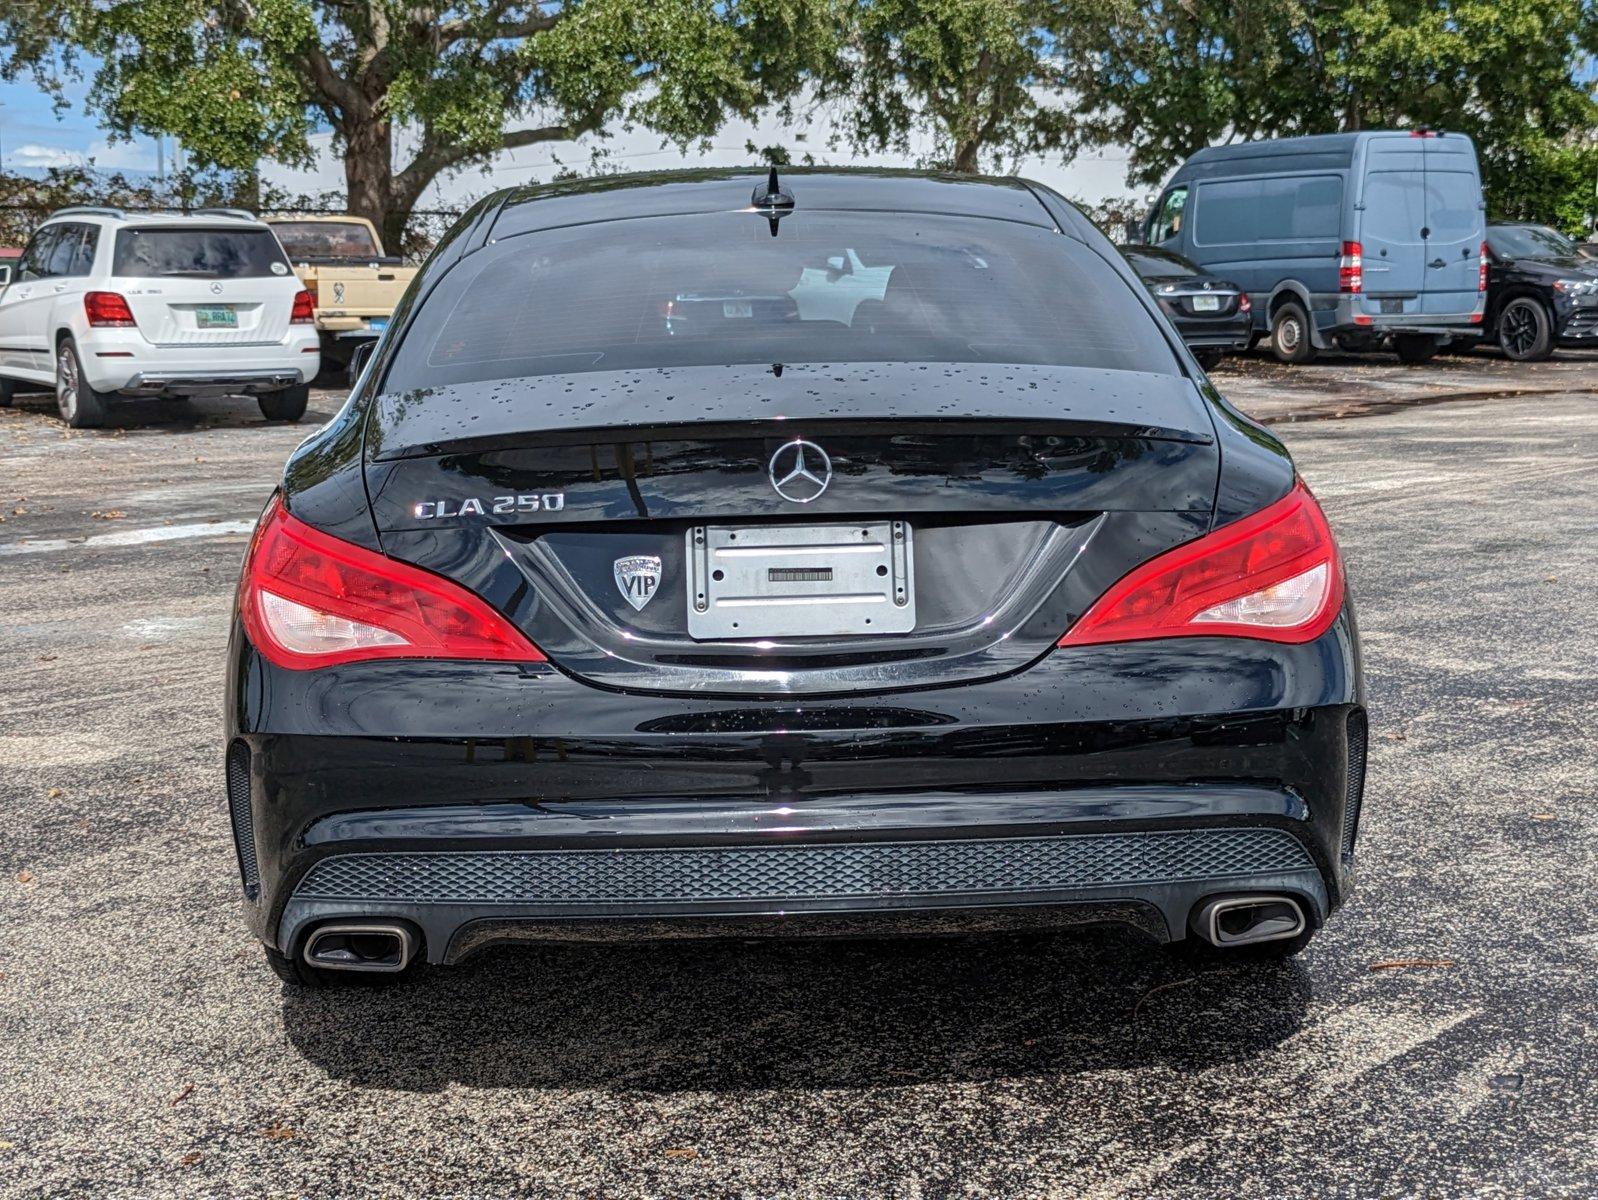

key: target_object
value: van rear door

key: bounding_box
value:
[1357,139,1428,297]
[1418,136,1485,315]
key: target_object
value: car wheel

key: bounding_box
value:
[1393,334,1440,365]
[258,383,310,423]
[1269,301,1317,364]
[1498,297,1554,361]
[55,339,110,429]
[1192,348,1223,371]
[262,944,414,988]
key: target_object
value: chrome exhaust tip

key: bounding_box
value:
[1193,895,1306,948]
[303,923,414,973]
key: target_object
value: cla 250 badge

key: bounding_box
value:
[413,493,566,520]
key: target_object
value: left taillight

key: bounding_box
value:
[238,495,545,670]
[1058,480,1343,648]
[290,289,315,324]
[85,291,137,327]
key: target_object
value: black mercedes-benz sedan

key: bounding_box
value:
[1119,245,1253,369]
[226,168,1366,986]
[1484,223,1598,360]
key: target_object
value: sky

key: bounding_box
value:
[0,73,1142,210]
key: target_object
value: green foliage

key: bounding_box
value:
[819,0,1076,173]
[1064,0,1598,227]
[1,1,842,243]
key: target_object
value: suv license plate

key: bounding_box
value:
[687,521,915,639]
[196,306,237,329]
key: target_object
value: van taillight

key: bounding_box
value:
[1478,242,1489,292]
[1338,242,1363,294]
[84,291,137,327]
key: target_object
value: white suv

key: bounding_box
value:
[0,207,320,427]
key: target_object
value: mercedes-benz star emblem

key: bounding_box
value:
[768,439,832,504]
[209,282,224,295]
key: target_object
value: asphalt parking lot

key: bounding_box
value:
[1,348,1595,1198]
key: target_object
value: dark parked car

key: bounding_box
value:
[1483,224,1598,360]
[1120,245,1252,368]
[227,169,1366,986]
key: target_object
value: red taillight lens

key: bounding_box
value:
[84,291,137,327]
[1058,480,1343,647]
[1478,241,1489,292]
[290,289,315,324]
[1338,242,1363,294]
[1238,292,1252,313]
[238,495,545,670]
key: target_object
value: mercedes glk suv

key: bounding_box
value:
[225,169,1366,986]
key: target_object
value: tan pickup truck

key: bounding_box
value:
[263,216,418,369]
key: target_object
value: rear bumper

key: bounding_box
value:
[80,331,320,393]
[1171,313,1252,349]
[1311,295,1486,346]
[226,610,1365,962]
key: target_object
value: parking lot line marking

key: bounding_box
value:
[0,520,256,556]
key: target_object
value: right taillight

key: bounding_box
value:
[290,289,315,324]
[84,291,137,327]
[1478,242,1489,292]
[238,494,545,670]
[1058,480,1344,647]
[1338,241,1363,294]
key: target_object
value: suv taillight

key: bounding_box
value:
[1058,480,1344,647]
[290,289,315,324]
[238,495,545,670]
[1338,242,1363,294]
[84,291,137,327]
[1478,242,1489,292]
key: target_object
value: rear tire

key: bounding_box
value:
[1393,334,1440,365]
[1192,348,1224,371]
[1269,301,1317,364]
[1498,297,1554,361]
[258,383,310,423]
[55,339,110,429]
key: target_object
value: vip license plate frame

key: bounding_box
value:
[195,305,238,329]
[687,521,915,640]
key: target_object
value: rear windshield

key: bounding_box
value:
[1488,225,1577,260]
[1124,249,1200,278]
[112,227,292,279]
[271,221,381,259]
[384,211,1176,390]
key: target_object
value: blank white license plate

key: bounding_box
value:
[1192,295,1221,312]
[687,522,915,639]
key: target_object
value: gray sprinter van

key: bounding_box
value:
[1140,131,1487,363]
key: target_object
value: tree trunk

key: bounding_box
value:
[953,138,981,173]
[344,117,395,247]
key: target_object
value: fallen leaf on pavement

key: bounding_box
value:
[15,870,34,884]
[1379,729,1408,741]
[663,1147,697,1160]
[1530,813,1557,822]
[1370,958,1456,971]
[46,788,63,799]
[180,1152,202,1167]
[169,1083,194,1107]
[261,1123,296,1141]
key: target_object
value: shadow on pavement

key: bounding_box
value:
[279,927,1311,1094]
